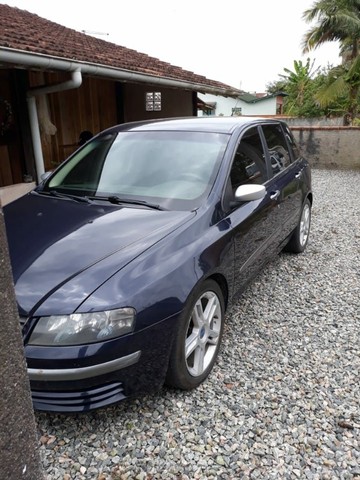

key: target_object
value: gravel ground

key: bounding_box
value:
[36,169,360,480]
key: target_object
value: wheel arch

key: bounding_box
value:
[205,273,229,312]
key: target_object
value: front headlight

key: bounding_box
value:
[28,308,136,346]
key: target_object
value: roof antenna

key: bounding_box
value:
[82,30,109,37]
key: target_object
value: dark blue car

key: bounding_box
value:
[4,117,312,412]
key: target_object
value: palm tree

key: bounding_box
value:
[302,0,360,123]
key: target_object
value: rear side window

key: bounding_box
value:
[262,124,291,175]
[283,124,300,159]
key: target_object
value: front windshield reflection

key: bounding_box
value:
[45,131,228,211]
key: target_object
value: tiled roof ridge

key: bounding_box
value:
[0,4,240,93]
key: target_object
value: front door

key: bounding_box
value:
[225,126,282,295]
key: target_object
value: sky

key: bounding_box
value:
[2,0,341,92]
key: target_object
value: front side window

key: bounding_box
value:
[262,124,291,175]
[45,131,228,211]
[230,127,267,193]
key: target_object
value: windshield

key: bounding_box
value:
[43,130,228,210]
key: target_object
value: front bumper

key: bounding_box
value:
[29,351,141,413]
[24,313,179,413]
[28,351,141,381]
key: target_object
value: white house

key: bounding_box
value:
[198,91,286,117]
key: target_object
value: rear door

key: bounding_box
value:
[260,122,304,239]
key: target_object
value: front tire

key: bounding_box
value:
[166,279,225,390]
[285,198,311,253]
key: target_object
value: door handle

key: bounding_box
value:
[295,171,302,179]
[270,190,280,200]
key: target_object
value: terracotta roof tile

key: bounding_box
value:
[0,4,240,94]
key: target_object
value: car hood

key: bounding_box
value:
[4,194,195,315]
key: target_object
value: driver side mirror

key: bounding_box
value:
[40,171,52,182]
[234,184,266,202]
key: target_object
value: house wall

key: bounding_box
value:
[239,97,277,115]
[198,93,278,116]
[31,75,195,170]
[29,72,118,170]
[123,84,194,122]
[1,70,198,204]
[198,93,239,116]
[0,69,28,187]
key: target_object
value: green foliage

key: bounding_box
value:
[279,59,320,116]
[265,1,360,121]
[313,66,349,115]
[302,0,360,122]
[266,1,360,120]
[265,79,287,95]
[267,61,349,117]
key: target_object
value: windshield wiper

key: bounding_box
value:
[91,195,166,210]
[34,189,92,204]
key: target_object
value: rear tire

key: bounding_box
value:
[285,198,311,253]
[166,279,225,390]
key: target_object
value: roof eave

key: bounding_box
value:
[0,47,241,97]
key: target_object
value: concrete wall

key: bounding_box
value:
[291,126,360,170]
[0,209,44,480]
[284,116,344,127]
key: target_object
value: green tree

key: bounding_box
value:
[265,78,287,95]
[279,58,320,115]
[267,60,345,117]
[302,0,360,123]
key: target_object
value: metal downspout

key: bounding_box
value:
[26,70,82,183]
[26,96,44,183]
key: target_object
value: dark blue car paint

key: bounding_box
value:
[3,117,312,412]
[29,314,178,412]
[5,194,195,316]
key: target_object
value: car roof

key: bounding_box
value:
[104,116,282,135]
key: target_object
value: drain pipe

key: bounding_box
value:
[27,70,82,183]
